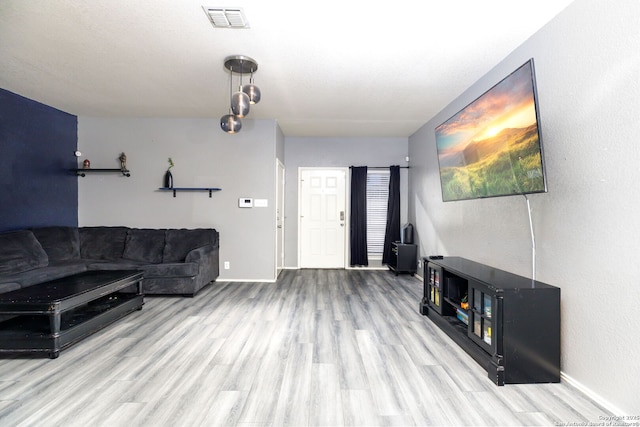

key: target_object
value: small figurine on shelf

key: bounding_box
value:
[164,157,174,188]
[460,294,469,310]
[83,159,91,169]
[119,152,127,171]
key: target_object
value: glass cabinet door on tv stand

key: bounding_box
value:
[468,280,500,355]
[422,262,446,315]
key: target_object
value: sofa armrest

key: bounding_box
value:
[185,245,219,290]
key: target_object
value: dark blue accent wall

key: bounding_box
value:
[0,88,78,232]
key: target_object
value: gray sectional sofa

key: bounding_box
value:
[0,226,219,297]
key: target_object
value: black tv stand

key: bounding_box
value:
[420,257,560,385]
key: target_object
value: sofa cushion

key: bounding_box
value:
[122,229,166,263]
[163,228,217,263]
[31,226,81,262]
[86,260,147,271]
[141,262,198,278]
[88,261,197,278]
[0,230,48,275]
[5,262,88,289]
[80,227,128,260]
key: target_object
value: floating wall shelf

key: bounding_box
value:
[158,187,222,198]
[72,168,131,177]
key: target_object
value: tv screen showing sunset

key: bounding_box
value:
[435,60,547,202]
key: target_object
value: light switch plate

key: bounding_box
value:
[238,198,253,208]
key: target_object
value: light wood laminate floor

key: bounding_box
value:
[0,269,609,426]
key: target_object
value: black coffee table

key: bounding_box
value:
[0,270,144,358]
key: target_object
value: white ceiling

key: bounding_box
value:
[0,0,574,137]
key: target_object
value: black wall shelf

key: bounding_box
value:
[72,169,130,177]
[158,187,222,198]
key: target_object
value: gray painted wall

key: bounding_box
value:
[78,117,279,281]
[408,0,639,413]
[284,137,409,268]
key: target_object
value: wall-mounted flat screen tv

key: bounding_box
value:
[435,59,547,202]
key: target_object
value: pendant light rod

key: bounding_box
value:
[228,65,233,110]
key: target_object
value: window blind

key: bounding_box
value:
[366,170,390,257]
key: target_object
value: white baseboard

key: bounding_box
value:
[560,371,625,415]
[281,266,423,277]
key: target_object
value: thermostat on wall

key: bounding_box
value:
[238,198,253,208]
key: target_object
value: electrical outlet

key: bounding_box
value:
[417,259,422,269]
[224,261,230,270]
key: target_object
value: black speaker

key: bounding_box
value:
[401,223,414,244]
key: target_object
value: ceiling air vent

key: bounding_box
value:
[202,6,249,28]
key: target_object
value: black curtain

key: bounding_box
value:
[349,166,368,266]
[382,165,401,265]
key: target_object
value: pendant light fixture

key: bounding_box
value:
[220,63,242,133]
[231,85,250,117]
[220,112,242,133]
[220,55,260,134]
[242,68,261,104]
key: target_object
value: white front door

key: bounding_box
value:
[299,168,347,268]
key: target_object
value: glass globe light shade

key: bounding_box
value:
[220,114,242,134]
[231,91,250,118]
[242,84,261,104]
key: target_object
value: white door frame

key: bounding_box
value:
[275,159,285,278]
[297,167,349,269]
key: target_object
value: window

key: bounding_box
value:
[366,170,389,258]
